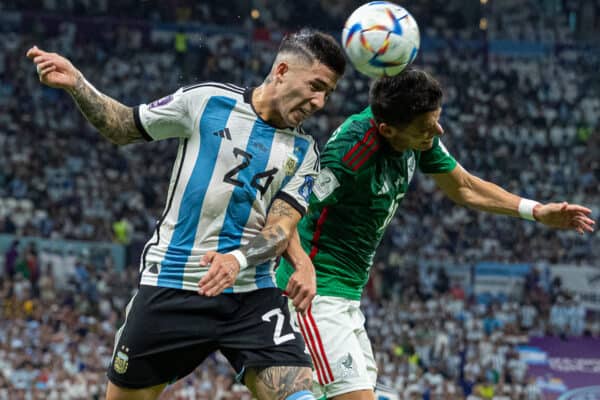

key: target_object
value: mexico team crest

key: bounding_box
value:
[333,353,359,379]
[113,347,129,374]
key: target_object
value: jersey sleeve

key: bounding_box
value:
[309,121,362,207]
[133,88,196,141]
[275,138,320,216]
[418,137,457,174]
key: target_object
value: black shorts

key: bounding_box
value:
[107,285,312,389]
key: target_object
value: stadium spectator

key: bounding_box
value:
[3,240,19,281]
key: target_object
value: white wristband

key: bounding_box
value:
[228,250,248,269]
[518,198,539,221]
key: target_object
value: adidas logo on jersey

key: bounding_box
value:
[377,180,391,195]
[213,128,231,140]
[148,263,160,274]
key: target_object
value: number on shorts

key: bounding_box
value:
[262,308,295,345]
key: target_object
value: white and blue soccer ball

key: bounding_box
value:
[342,1,420,78]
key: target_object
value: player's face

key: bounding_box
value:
[274,60,339,127]
[381,108,444,152]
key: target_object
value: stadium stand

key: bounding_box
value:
[0,1,598,399]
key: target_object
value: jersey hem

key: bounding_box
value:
[139,278,274,293]
[277,263,363,301]
[315,288,362,301]
[323,383,375,398]
[422,159,457,174]
[107,372,159,390]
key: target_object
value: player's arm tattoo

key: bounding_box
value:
[254,366,312,400]
[68,74,143,145]
[268,199,295,219]
[240,224,288,266]
[239,200,297,266]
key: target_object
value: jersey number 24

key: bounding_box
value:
[224,147,279,197]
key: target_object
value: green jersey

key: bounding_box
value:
[276,107,457,300]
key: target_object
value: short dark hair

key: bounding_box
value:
[369,69,443,127]
[278,28,346,76]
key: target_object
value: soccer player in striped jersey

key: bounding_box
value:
[27,29,345,400]
[277,69,595,400]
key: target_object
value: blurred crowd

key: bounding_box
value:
[0,1,599,399]
[364,262,595,400]
[0,1,598,265]
[3,0,600,41]
[1,243,597,399]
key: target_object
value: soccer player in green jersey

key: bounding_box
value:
[276,69,595,400]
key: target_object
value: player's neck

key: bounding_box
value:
[381,135,409,153]
[251,84,287,128]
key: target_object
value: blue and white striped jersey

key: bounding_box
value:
[133,82,320,293]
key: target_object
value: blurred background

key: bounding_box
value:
[0,0,598,399]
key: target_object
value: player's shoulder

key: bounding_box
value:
[332,107,374,137]
[289,125,319,160]
[330,108,380,147]
[180,81,246,99]
[295,125,317,142]
[421,137,450,156]
[324,107,382,172]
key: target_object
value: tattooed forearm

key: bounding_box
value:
[269,199,295,218]
[254,366,312,400]
[68,74,143,145]
[240,225,288,267]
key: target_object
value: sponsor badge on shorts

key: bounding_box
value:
[313,168,339,201]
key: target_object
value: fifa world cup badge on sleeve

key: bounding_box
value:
[148,94,174,109]
[313,168,339,201]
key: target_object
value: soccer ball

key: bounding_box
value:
[342,1,420,78]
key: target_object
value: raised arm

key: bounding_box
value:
[26,46,143,145]
[197,199,306,297]
[431,164,595,234]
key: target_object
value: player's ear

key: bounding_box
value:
[378,122,394,139]
[273,61,289,82]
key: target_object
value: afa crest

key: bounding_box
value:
[113,349,129,374]
[283,154,298,176]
